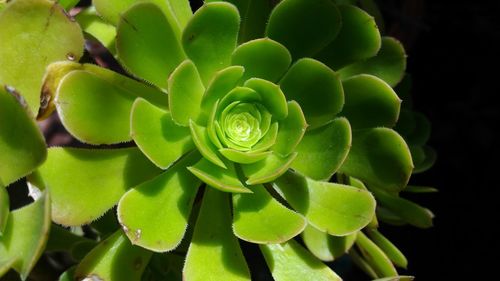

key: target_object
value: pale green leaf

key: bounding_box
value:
[75,231,152,281]
[231,38,291,82]
[291,118,351,181]
[118,151,201,252]
[340,74,401,129]
[201,66,245,115]
[182,2,240,85]
[219,148,271,164]
[183,188,251,281]
[366,229,408,268]
[0,0,84,114]
[242,152,297,185]
[33,147,161,226]
[273,101,307,157]
[188,158,251,193]
[266,0,341,59]
[0,192,51,280]
[169,60,205,126]
[355,232,398,277]
[273,171,376,236]
[0,87,47,186]
[116,2,186,88]
[280,58,344,128]
[131,98,194,169]
[0,184,8,234]
[233,185,306,244]
[302,225,357,261]
[189,121,227,168]
[75,7,117,53]
[338,128,413,192]
[260,240,341,281]
[244,78,288,120]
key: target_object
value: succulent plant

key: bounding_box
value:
[0,0,435,280]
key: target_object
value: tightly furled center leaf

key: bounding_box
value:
[222,102,263,148]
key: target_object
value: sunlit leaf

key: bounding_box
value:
[355,232,398,277]
[302,225,357,261]
[242,152,297,185]
[188,158,251,193]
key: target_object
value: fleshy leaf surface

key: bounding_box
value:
[0,0,84,114]
[34,147,161,226]
[340,74,401,129]
[260,240,341,281]
[272,101,307,157]
[118,151,201,252]
[280,58,344,128]
[233,185,306,244]
[189,121,227,168]
[184,188,251,281]
[116,2,186,88]
[266,0,341,59]
[356,232,398,277]
[201,66,245,114]
[366,229,408,268]
[338,128,413,192]
[182,2,240,85]
[0,87,47,186]
[244,78,288,120]
[0,192,51,280]
[242,152,297,185]
[291,118,351,181]
[316,5,381,69]
[131,98,194,169]
[75,231,152,281]
[273,171,375,236]
[231,38,292,82]
[339,37,406,87]
[188,158,251,193]
[169,60,205,126]
[302,225,357,261]
[75,7,117,53]
[0,184,8,234]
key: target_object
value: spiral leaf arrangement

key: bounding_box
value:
[0,0,435,280]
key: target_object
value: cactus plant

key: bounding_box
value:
[0,0,435,280]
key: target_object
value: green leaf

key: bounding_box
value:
[411,145,437,174]
[189,121,227,168]
[0,0,84,114]
[75,7,117,54]
[359,0,386,34]
[233,185,306,244]
[291,118,351,181]
[169,60,205,126]
[316,5,381,69]
[116,2,186,88]
[45,224,96,258]
[348,248,378,279]
[0,87,47,186]
[252,122,279,152]
[302,225,357,262]
[33,147,161,226]
[373,276,415,281]
[0,192,51,280]
[403,185,438,193]
[58,267,76,281]
[94,0,190,30]
[339,37,407,87]
[355,232,398,277]
[260,240,341,281]
[242,152,297,185]
[231,38,291,82]
[266,0,341,59]
[396,111,431,146]
[75,231,152,281]
[272,101,307,157]
[201,66,245,115]
[184,188,251,281]
[273,171,375,236]
[339,128,413,192]
[0,184,8,234]
[244,78,288,120]
[182,2,240,85]
[366,229,408,268]
[188,158,251,193]
[280,58,344,128]
[219,149,271,164]
[118,151,201,252]
[340,74,401,129]
[371,188,434,228]
[131,98,194,169]
[58,0,79,10]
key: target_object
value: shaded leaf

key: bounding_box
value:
[244,78,288,120]
[184,188,251,281]
[0,87,47,186]
[242,152,297,185]
[118,151,201,252]
[0,192,51,280]
[182,2,240,85]
[33,147,161,226]
[116,2,186,88]
[273,171,375,236]
[260,240,341,281]
[201,66,245,115]
[338,128,413,192]
[75,7,117,53]
[189,121,227,168]
[366,229,407,268]
[266,0,341,59]
[340,74,401,129]
[302,225,357,261]
[188,158,251,193]
[339,37,406,87]
[131,98,194,169]
[291,118,351,181]
[75,231,152,281]
[272,101,307,156]
[233,185,306,244]
[280,58,344,128]
[355,232,398,277]
[0,0,84,114]
[0,184,8,234]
